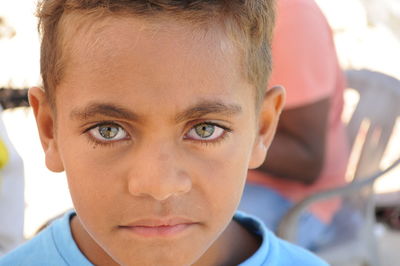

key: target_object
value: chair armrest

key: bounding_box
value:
[276,158,400,243]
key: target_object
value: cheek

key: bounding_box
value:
[190,134,253,213]
[58,138,127,225]
[65,152,125,203]
[64,158,126,245]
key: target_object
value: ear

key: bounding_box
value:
[249,86,285,169]
[29,87,64,172]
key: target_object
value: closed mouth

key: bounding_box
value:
[118,217,198,238]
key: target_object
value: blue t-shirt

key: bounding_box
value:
[0,211,327,266]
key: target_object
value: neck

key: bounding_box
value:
[193,219,261,266]
[70,215,119,266]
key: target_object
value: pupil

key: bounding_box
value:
[100,126,118,139]
[195,124,214,138]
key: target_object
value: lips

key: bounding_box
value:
[119,217,198,238]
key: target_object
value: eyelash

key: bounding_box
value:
[183,122,232,146]
[83,121,232,147]
[83,121,129,147]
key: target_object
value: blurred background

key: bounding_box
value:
[0,0,399,264]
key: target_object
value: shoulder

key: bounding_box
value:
[274,0,332,52]
[0,210,91,266]
[235,211,328,266]
[271,0,338,107]
[0,225,65,266]
[264,234,329,266]
[277,0,326,22]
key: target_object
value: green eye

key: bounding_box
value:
[99,126,119,139]
[185,122,227,142]
[88,124,128,142]
[194,123,215,138]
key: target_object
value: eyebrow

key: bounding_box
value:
[70,103,140,121]
[174,101,242,123]
[70,101,242,123]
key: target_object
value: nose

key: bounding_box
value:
[127,142,192,201]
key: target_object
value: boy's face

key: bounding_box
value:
[31,16,283,265]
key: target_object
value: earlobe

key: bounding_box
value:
[249,86,285,169]
[248,141,268,169]
[29,87,64,172]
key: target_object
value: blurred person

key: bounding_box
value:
[239,0,349,250]
[0,106,25,255]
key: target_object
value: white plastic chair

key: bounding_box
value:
[276,69,400,266]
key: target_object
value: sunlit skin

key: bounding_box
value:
[30,16,284,266]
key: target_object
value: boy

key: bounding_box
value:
[1,0,327,265]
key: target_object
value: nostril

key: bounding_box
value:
[152,191,175,202]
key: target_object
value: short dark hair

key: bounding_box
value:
[37,0,276,106]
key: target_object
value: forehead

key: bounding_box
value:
[63,15,238,77]
[56,14,255,115]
